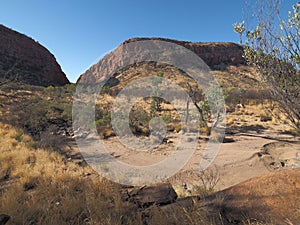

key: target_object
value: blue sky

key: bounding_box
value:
[0,1,296,82]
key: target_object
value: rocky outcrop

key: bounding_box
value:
[78,37,245,84]
[0,24,69,86]
[123,37,245,68]
[124,183,178,207]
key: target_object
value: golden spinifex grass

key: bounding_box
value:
[0,122,139,224]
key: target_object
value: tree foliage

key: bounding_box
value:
[234,1,300,132]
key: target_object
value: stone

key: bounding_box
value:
[0,214,10,225]
[128,183,178,207]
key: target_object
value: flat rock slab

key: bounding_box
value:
[128,183,178,207]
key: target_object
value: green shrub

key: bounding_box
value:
[260,114,272,122]
[15,129,24,142]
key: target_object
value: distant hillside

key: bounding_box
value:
[0,24,69,86]
[78,37,245,84]
[123,38,245,68]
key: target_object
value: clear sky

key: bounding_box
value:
[0,0,296,83]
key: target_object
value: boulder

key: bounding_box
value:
[128,183,178,207]
[0,214,10,225]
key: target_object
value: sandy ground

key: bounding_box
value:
[69,122,300,194]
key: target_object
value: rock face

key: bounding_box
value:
[0,24,69,86]
[123,37,245,68]
[78,37,245,84]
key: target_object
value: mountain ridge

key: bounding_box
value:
[78,37,245,84]
[124,37,245,66]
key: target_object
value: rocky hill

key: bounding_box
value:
[0,24,69,86]
[78,37,245,84]
[123,38,245,67]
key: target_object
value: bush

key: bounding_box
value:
[234,1,300,132]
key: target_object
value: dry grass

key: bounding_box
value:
[225,101,295,133]
[0,122,142,224]
[0,122,230,225]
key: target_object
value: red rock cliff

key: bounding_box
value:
[78,37,245,84]
[123,37,245,68]
[0,24,69,86]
